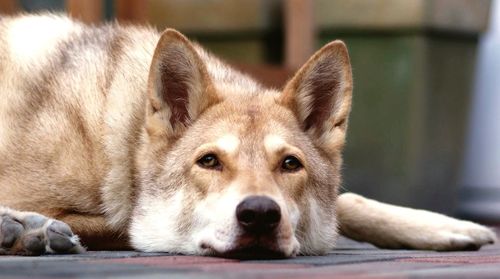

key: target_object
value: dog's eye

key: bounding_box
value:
[281,156,303,172]
[197,154,221,170]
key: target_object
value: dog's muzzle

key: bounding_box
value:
[199,195,298,259]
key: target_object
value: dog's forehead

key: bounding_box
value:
[211,133,290,157]
[263,134,287,153]
[194,93,304,152]
[210,119,299,155]
[215,134,240,153]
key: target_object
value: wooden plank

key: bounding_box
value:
[115,0,148,23]
[66,0,103,24]
[0,0,19,15]
[284,0,315,70]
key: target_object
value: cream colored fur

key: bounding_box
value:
[337,193,496,250]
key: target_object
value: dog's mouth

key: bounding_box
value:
[198,224,299,259]
[202,243,288,259]
[222,246,288,259]
[200,233,295,259]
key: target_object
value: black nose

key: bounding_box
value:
[236,195,281,233]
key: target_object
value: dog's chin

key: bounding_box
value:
[199,236,299,259]
[201,244,291,259]
[219,246,290,259]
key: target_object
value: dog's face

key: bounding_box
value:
[129,30,352,257]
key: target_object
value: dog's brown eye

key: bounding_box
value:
[281,156,303,172]
[197,154,221,170]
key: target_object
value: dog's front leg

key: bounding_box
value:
[336,193,497,251]
[57,214,130,251]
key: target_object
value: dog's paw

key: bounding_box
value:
[0,207,85,255]
[429,220,497,251]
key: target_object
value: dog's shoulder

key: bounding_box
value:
[0,14,158,75]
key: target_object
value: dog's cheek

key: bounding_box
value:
[276,171,308,201]
[295,194,339,255]
[290,166,339,255]
[190,169,210,195]
[129,190,189,253]
[189,167,229,195]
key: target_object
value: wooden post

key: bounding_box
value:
[284,0,315,70]
[0,0,19,15]
[66,0,103,24]
[115,0,148,23]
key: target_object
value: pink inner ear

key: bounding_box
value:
[303,60,340,131]
[159,54,191,127]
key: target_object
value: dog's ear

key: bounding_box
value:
[146,29,219,138]
[280,40,353,153]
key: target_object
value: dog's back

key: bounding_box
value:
[0,14,157,217]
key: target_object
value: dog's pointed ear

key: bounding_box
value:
[146,29,219,138]
[280,40,353,152]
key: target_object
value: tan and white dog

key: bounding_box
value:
[0,14,496,257]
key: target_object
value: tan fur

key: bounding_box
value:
[0,14,495,257]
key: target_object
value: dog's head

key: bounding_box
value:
[130,29,352,258]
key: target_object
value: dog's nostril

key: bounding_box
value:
[265,209,281,224]
[238,209,256,224]
[236,195,281,233]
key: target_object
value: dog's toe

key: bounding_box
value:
[46,220,83,253]
[22,231,47,255]
[1,216,24,249]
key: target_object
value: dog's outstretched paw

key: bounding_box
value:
[0,207,85,255]
[432,221,497,251]
[337,193,497,251]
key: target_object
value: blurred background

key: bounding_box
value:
[1,0,498,222]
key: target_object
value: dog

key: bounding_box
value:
[0,14,496,257]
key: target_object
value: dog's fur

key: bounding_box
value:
[0,14,496,257]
